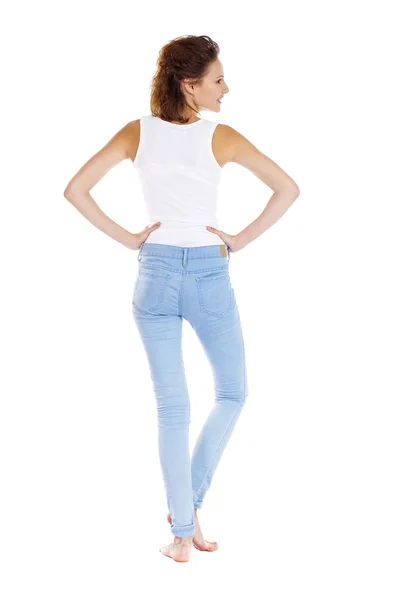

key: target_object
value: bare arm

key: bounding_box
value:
[63,120,160,249]
[207,126,300,250]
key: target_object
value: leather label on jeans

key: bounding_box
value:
[219,244,227,257]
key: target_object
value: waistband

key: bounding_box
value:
[138,242,230,262]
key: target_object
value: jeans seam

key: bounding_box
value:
[178,272,184,315]
[193,401,243,504]
[136,265,228,275]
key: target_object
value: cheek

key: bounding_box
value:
[201,90,213,103]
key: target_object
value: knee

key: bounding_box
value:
[215,390,248,405]
[157,403,191,428]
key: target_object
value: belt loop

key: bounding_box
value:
[227,245,230,262]
[182,248,188,268]
[138,242,144,262]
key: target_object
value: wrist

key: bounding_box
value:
[235,231,249,250]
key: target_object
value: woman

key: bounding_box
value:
[64,34,300,563]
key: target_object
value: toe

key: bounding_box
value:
[206,540,218,551]
[159,544,171,557]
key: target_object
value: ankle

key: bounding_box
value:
[174,535,193,544]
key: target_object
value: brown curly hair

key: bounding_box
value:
[149,35,220,124]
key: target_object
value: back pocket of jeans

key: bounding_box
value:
[195,271,236,318]
[132,269,171,314]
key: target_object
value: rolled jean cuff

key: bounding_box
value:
[171,522,195,537]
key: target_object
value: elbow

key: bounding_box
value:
[280,184,300,201]
[289,184,300,200]
[64,184,90,201]
[64,186,79,201]
[63,186,73,200]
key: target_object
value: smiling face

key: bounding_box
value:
[181,58,229,115]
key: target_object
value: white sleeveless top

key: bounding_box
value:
[132,114,223,247]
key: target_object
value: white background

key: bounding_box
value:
[1,0,399,597]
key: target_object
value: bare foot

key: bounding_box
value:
[159,535,194,562]
[167,509,218,552]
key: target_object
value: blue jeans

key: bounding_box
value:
[131,242,249,538]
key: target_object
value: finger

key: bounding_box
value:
[206,226,224,239]
[146,222,161,229]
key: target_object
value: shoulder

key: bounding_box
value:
[105,120,139,156]
[216,123,248,147]
[214,123,264,164]
[123,119,142,162]
[212,123,248,165]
